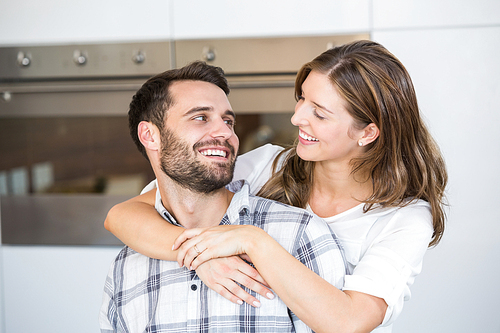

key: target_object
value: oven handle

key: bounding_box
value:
[0,79,295,95]
[0,83,142,94]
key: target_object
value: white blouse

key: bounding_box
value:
[234,144,433,332]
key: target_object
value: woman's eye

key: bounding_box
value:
[313,109,326,120]
[297,95,305,101]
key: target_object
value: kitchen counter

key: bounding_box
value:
[0,194,126,246]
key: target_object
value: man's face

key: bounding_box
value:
[159,80,239,194]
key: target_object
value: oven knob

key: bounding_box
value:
[132,51,146,64]
[73,50,87,66]
[202,47,216,62]
[17,52,31,67]
[1,91,12,103]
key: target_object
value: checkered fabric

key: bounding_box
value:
[100,180,346,333]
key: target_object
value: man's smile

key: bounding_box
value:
[198,148,229,158]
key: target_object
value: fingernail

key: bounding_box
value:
[236,300,243,305]
[266,292,275,300]
[253,301,261,308]
[172,245,175,251]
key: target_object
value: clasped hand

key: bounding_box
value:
[172,225,274,307]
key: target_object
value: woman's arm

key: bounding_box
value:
[104,189,181,261]
[104,190,274,306]
[243,229,387,333]
[175,225,387,333]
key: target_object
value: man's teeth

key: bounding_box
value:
[299,131,319,142]
[201,149,227,157]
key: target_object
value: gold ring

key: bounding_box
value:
[194,244,201,255]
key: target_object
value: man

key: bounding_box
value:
[99,61,346,332]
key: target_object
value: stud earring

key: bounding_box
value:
[358,141,363,147]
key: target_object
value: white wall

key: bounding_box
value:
[1,1,499,332]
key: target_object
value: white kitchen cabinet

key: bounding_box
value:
[172,0,370,39]
[0,0,371,46]
[0,0,173,45]
[373,0,500,29]
[2,245,122,333]
[372,26,500,333]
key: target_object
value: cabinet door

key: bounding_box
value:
[0,0,173,45]
[172,0,370,39]
[373,27,500,333]
[373,0,500,29]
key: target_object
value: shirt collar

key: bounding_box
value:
[154,179,251,227]
[225,179,251,223]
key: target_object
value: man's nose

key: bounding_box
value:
[210,117,233,139]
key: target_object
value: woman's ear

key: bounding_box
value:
[358,123,380,146]
[138,121,161,152]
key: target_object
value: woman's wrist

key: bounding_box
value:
[243,225,274,259]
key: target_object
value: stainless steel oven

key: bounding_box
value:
[0,33,369,245]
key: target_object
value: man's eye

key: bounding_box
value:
[194,115,207,121]
[224,119,235,126]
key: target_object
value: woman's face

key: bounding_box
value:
[291,71,363,165]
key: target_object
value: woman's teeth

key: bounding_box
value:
[299,131,319,142]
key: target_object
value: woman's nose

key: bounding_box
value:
[291,101,307,127]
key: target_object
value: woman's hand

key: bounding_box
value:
[173,224,263,270]
[195,256,274,307]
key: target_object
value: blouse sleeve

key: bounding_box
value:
[342,201,433,327]
[232,144,284,195]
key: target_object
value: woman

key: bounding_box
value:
[105,40,447,332]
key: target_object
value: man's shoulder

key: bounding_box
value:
[246,195,317,224]
[248,194,304,211]
[228,180,331,232]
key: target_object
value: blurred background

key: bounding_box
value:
[0,0,499,332]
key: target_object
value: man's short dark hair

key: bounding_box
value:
[128,61,230,159]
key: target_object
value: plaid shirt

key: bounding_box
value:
[100,180,347,333]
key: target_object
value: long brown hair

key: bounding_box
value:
[257,40,447,246]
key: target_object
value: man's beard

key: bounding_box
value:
[159,127,237,194]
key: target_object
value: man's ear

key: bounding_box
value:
[358,123,380,146]
[138,121,161,152]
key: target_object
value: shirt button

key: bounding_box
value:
[191,284,197,291]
